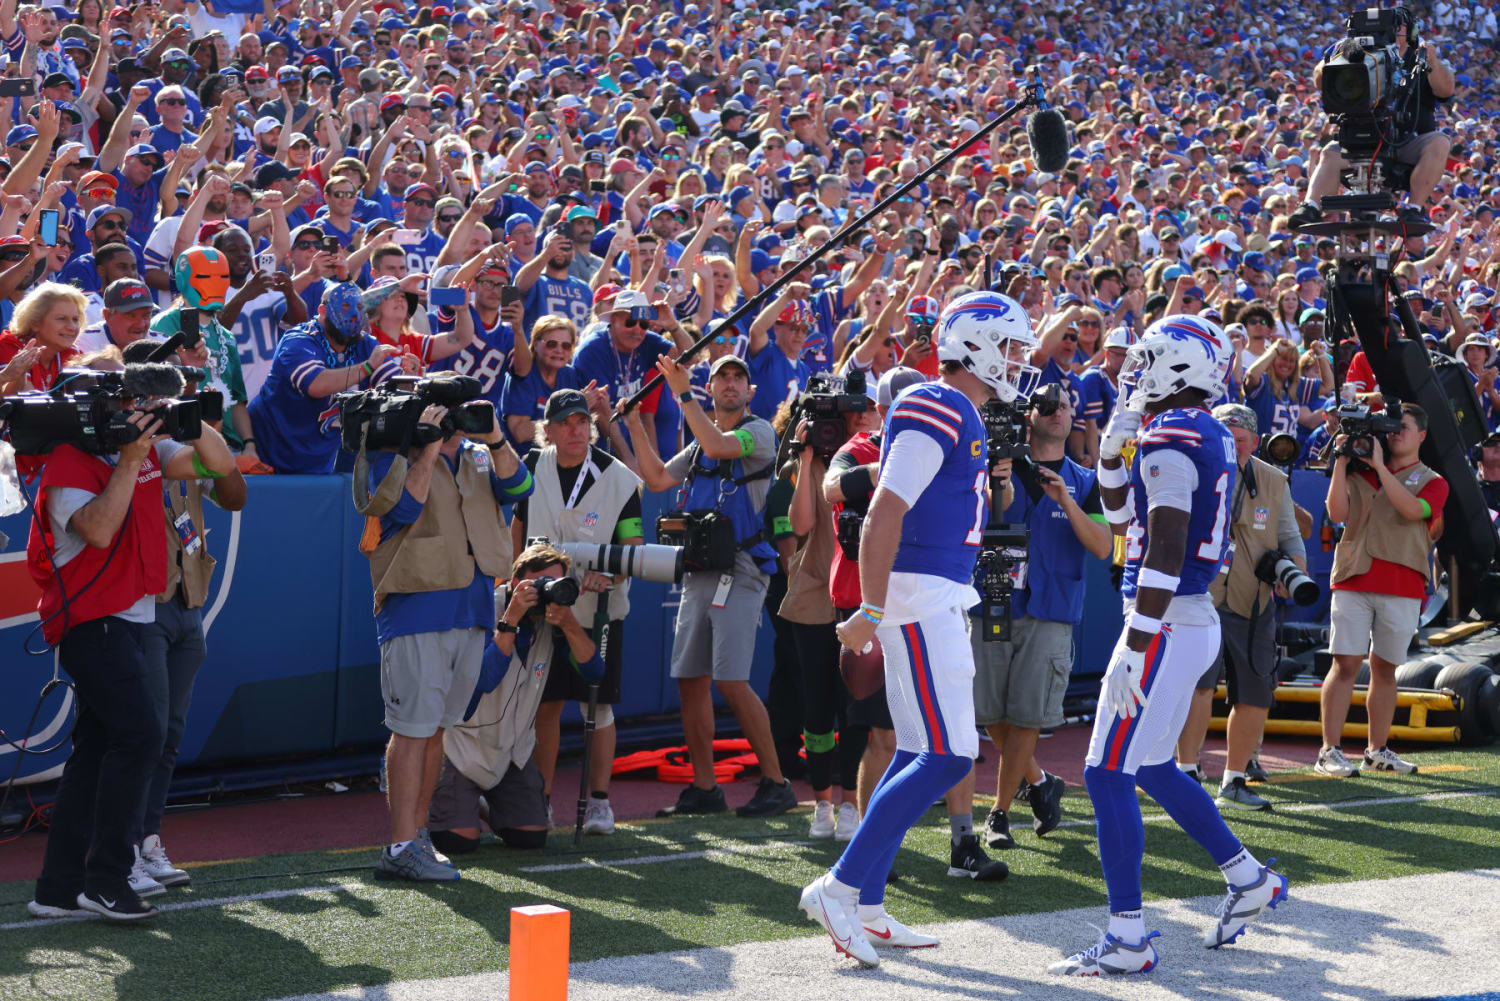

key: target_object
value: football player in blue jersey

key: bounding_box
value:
[1050,314,1289,977]
[799,291,1039,968]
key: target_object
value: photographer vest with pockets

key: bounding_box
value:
[1330,461,1441,586]
[446,619,558,788]
[1210,456,1287,620]
[159,478,217,609]
[676,415,779,576]
[365,442,514,610]
[528,445,641,624]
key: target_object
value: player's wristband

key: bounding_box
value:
[1136,568,1181,593]
[1096,462,1128,489]
[857,608,882,626]
[858,602,884,621]
[1126,612,1163,636]
[1100,496,1132,525]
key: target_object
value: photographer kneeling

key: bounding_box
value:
[1321,403,1446,778]
[1175,405,1308,812]
[25,363,236,923]
[358,376,532,882]
[428,542,604,856]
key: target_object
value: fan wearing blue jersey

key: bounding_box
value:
[1051,314,1288,978]
[799,291,1037,968]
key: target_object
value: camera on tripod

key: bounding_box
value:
[655,510,737,573]
[1335,401,1404,467]
[338,374,494,451]
[787,370,870,461]
[974,395,1035,643]
[0,365,203,456]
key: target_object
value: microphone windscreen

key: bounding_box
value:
[122,363,186,399]
[1027,108,1070,174]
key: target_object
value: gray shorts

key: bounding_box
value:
[1329,588,1422,665]
[379,626,487,739]
[428,754,548,833]
[670,568,768,681]
[1195,608,1277,709]
[971,615,1073,729]
[1329,130,1449,168]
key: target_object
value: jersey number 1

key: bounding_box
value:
[1196,472,1230,561]
[964,469,986,546]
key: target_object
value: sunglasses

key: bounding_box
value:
[94,219,124,231]
[327,189,355,199]
[661,152,681,161]
[158,97,186,106]
[783,323,810,333]
[407,198,435,207]
[712,335,731,345]
[619,317,648,328]
[1061,332,1079,342]
[539,338,574,350]
[1079,320,1100,327]
[294,240,320,249]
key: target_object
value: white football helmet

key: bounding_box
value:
[935,291,1040,403]
[1121,314,1232,414]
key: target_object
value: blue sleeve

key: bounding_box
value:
[3,29,21,58]
[499,371,530,417]
[282,337,329,396]
[367,450,425,537]
[491,461,533,505]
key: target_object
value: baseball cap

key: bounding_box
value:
[876,366,925,408]
[404,181,438,199]
[1295,265,1322,283]
[1212,403,1257,435]
[255,161,297,188]
[543,388,591,422]
[321,282,367,339]
[253,115,281,136]
[102,278,153,312]
[77,170,117,195]
[610,288,658,321]
[1298,307,1326,324]
[87,205,131,229]
[708,354,750,379]
[5,125,37,145]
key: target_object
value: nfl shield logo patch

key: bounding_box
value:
[1254,507,1269,523]
[583,512,599,528]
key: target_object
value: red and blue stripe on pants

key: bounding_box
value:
[900,622,953,756]
[1102,627,1171,771]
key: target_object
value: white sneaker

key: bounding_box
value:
[129,846,167,899]
[862,909,939,949]
[583,798,616,835]
[809,800,836,838]
[1315,746,1360,778]
[1049,930,1160,975]
[140,834,190,887]
[798,874,879,967]
[1363,745,1418,774]
[834,802,860,842]
[1203,863,1290,948]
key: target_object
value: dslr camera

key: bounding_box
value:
[788,370,871,461]
[1335,401,1403,467]
[1255,548,1321,606]
[533,574,580,609]
[338,374,494,451]
[526,536,685,584]
[0,365,203,456]
[655,510,737,573]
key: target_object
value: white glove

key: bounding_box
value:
[1101,643,1148,720]
[1099,408,1143,462]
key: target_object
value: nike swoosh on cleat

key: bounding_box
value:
[818,899,853,953]
[100,898,116,909]
[865,926,892,940]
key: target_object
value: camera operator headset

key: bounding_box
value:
[22,360,236,922]
[1320,402,1446,778]
[623,351,798,819]
[1296,5,1456,222]
[778,371,882,837]
[353,368,533,882]
[429,542,604,857]
[1175,405,1307,810]
[823,366,926,819]
[508,388,644,835]
[972,382,1113,851]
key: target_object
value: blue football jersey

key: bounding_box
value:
[881,382,989,585]
[1120,407,1237,599]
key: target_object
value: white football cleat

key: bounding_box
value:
[798,874,879,967]
[862,909,939,949]
[1049,930,1160,976]
[1203,863,1289,948]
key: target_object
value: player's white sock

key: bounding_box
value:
[1109,909,1145,942]
[1218,847,1262,887]
[1220,769,1245,789]
[857,904,885,923]
[389,840,412,855]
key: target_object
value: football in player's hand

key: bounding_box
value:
[840,638,884,701]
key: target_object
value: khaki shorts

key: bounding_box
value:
[971,615,1073,729]
[379,627,487,739]
[1328,589,1421,664]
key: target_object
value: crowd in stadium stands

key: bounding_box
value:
[3,0,1496,915]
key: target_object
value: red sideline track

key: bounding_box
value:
[0,726,1320,884]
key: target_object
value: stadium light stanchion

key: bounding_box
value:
[614,89,1041,420]
[510,904,571,1001]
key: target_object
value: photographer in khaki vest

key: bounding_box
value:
[1322,403,1447,779]
[1176,405,1306,813]
[510,388,644,837]
[359,387,532,882]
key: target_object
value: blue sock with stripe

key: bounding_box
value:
[1135,760,1243,865]
[1083,764,1145,914]
[833,749,972,906]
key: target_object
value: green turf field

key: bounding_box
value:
[3,746,1498,1001]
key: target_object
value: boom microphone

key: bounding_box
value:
[1027,107,1070,174]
